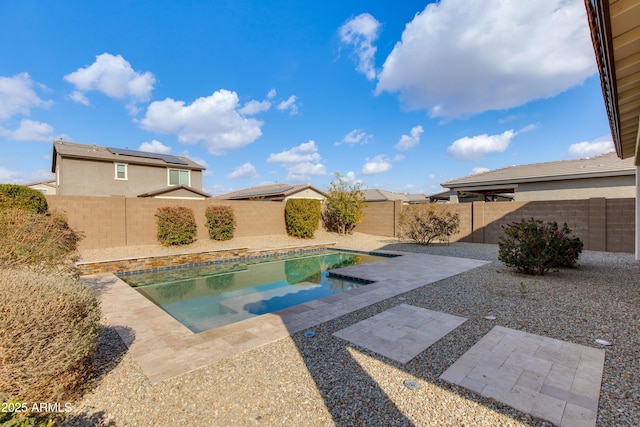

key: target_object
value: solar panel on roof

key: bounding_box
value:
[228,186,294,199]
[107,147,189,165]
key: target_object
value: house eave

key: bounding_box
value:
[586,0,640,165]
[443,168,635,189]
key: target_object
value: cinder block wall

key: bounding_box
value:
[46,196,635,253]
[358,198,634,253]
[356,201,401,237]
[47,196,286,249]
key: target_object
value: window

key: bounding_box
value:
[168,169,190,186]
[115,163,128,180]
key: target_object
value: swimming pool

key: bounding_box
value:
[118,250,392,332]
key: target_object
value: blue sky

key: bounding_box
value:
[0,0,613,196]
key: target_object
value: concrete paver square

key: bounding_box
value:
[333,304,466,364]
[440,326,605,427]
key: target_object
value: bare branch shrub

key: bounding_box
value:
[397,204,460,245]
[0,209,82,275]
[0,269,100,404]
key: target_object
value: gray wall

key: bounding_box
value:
[57,156,203,197]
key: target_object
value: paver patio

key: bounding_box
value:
[82,250,489,383]
[440,325,605,427]
[333,304,467,363]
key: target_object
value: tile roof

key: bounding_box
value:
[137,185,211,198]
[442,152,635,189]
[215,183,327,200]
[363,189,429,203]
[52,140,205,171]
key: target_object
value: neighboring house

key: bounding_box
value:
[51,140,210,199]
[216,183,327,201]
[427,189,512,203]
[26,179,57,195]
[363,189,429,204]
[441,152,636,202]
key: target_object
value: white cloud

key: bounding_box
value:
[0,73,52,120]
[471,167,490,175]
[64,53,155,112]
[267,140,326,182]
[447,130,516,161]
[138,139,171,154]
[362,154,392,175]
[376,0,595,118]
[276,95,300,115]
[267,89,277,99]
[140,89,263,155]
[395,125,424,151]
[337,129,371,145]
[227,162,258,179]
[339,13,381,80]
[239,99,271,115]
[0,119,56,141]
[340,171,362,185]
[205,184,235,196]
[0,167,20,181]
[567,137,614,158]
[0,167,54,184]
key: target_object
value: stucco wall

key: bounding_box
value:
[514,176,635,201]
[57,157,203,197]
[283,188,325,200]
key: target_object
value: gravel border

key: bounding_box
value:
[61,238,639,426]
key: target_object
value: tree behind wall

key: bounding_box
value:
[322,173,367,235]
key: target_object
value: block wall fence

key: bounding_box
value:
[46,196,635,253]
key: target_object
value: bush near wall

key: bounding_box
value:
[322,173,366,235]
[205,205,236,241]
[0,209,82,275]
[498,218,584,276]
[285,199,321,238]
[397,204,460,245]
[155,206,197,246]
[0,268,100,405]
[0,184,48,214]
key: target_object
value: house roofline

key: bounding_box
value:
[442,168,635,189]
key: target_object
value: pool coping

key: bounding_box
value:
[76,242,339,275]
[81,249,490,383]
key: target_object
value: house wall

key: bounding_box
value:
[27,183,56,195]
[283,188,325,200]
[56,157,203,197]
[513,176,635,201]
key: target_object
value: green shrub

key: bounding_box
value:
[0,184,48,214]
[0,209,82,274]
[498,218,583,276]
[397,204,460,245]
[155,206,197,246]
[285,199,321,238]
[0,268,100,404]
[205,205,236,241]
[322,173,366,235]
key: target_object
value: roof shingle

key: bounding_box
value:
[442,152,635,189]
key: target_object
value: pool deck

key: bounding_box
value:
[82,250,489,383]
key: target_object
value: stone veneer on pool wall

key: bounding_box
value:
[76,243,337,275]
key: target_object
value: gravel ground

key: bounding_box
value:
[61,234,640,426]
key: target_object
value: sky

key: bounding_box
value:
[0,0,615,196]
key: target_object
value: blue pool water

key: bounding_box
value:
[119,250,390,332]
